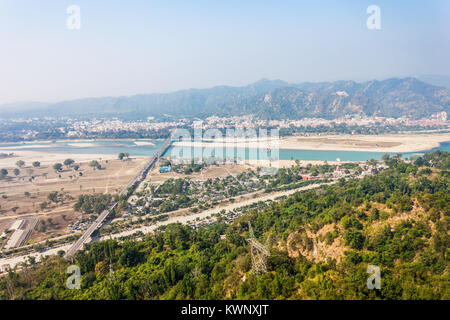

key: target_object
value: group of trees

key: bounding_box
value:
[53,159,78,172]
[1,161,42,178]
[89,160,102,170]
[0,150,448,300]
[1,163,39,182]
[118,153,130,161]
[0,158,82,182]
[1,168,21,178]
[73,194,113,214]
[150,179,194,212]
[155,178,190,196]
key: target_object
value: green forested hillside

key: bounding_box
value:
[1,151,449,300]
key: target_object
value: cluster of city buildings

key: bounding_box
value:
[2,111,448,141]
[66,118,186,137]
[202,113,448,130]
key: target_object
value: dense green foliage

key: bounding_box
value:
[73,194,113,214]
[1,151,448,300]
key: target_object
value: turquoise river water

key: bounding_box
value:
[0,140,449,162]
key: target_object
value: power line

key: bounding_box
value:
[247,221,270,275]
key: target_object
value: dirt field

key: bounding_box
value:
[0,157,147,246]
[0,153,256,248]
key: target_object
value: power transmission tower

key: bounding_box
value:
[247,222,270,275]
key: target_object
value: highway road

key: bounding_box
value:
[64,138,172,258]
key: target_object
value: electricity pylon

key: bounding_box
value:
[247,222,270,275]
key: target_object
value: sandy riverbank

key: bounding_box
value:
[172,133,450,153]
[133,141,156,147]
[0,138,165,145]
[279,133,450,152]
[66,143,100,148]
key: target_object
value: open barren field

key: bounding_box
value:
[0,156,147,247]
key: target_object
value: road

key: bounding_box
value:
[63,138,172,258]
[1,178,335,272]
[63,203,118,258]
[99,180,338,240]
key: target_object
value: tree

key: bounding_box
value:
[118,153,125,160]
[160,159,171,167]
[63,159,75,168]
[39,202,48,211]
[95,261,109,278]
[73,164,80,171]
[53,163,63,172]
[32,161,41,168]
[16,160,25,168]
[1,169,8,177]
[13,168,20,176]
[89,160,101,170]
[27,256,36,265]
[368,158,377,167]
[119,242,144,267]
[48,191,59,203]
[116,199,128,212]
[344,229,365,250]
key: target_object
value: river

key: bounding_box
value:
[0,140,449,162]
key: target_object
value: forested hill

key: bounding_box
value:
[1,151,449,300]
[1,78,449,120]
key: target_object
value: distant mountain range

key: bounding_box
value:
[1,77,449,120]
[414,74,450,91]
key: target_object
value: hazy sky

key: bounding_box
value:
[0,0,449,104]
